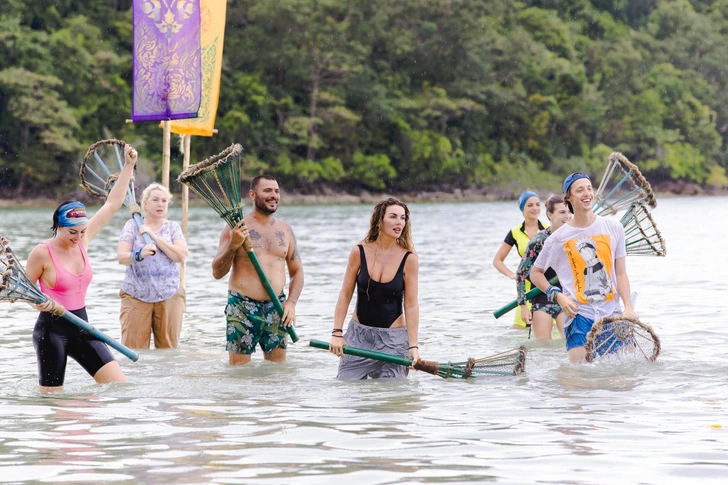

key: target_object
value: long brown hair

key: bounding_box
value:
[362,197,415,252]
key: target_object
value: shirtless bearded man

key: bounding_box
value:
[212,175,304,365]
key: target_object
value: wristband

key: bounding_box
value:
[546,285,562,303]
[408,345,418,349]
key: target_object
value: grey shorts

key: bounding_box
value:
[337,319,410,380]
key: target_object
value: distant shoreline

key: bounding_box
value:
[0,181,724,208]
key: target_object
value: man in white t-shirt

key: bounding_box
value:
[530,172,637,362]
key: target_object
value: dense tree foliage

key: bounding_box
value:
[2,0,728,197]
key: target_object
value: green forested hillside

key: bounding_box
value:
[2,0,728,196]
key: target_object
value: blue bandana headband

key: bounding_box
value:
[518,191,539,212]
[57,202,88,227]
[563,172,591,194]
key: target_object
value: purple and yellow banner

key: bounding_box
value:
[167,0,227,136]
[132,0,202,122]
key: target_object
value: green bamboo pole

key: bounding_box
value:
[309,339,410,366]
[493,276,559,319]
[242,237,298,342]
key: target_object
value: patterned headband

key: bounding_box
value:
[57,202,88,227]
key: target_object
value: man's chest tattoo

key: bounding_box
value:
[275,231,286,247]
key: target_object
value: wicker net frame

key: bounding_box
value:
[593,152,657,216]
[584,315,661,363]
[0,236,65,316]
[620,203,667,257]
[412,345,528,378]
[177,144,244,228]
[79,138,153,248]
[80,139,137,205]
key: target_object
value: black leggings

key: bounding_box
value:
[32,308,115,387]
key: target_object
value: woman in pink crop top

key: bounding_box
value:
[328,198,421,380]
[24,144,138,393]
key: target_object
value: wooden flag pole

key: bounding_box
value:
[162,120,171,189]
[180,134,191,292]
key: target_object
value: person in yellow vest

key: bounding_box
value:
[492,191,548,329]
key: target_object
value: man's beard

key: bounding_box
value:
[254,195,277,215]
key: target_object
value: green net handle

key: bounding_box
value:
[59,304,139,362]
[244,246,299,343]
[493,276,559,319]
[309,338,412,366]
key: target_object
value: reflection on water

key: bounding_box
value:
[1,198,727,484]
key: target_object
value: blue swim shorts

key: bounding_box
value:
[564,314,594,351]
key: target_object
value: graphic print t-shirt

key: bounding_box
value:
[533,216,626,321]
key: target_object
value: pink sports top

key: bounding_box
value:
[38,242,93,311]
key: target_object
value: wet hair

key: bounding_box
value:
[362,197,414,252]
[250,174,277,191]
[142,183,173,212]
[51,200,80,236]
[545,195,565,214]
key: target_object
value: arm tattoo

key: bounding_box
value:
[289,228,300,262]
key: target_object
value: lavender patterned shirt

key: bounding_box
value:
[119,219,184,303]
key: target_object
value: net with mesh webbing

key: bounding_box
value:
[593,152,657,216]
[177,144,244,228]
[585,315,661,363]
[620,203,666,257]
[79,139,153,248]
[413,346,528,377]
[309,339,527,378]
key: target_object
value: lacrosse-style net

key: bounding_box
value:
[414,346,528,378]
[585,315,661,363]
[0,236,64,316]
[593,152,657,216]
[177,144,244,228]
[620,203,667,257]
[80,139,138,209]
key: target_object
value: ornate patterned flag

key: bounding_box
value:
[132,0,202,122]
[167,0,227,136]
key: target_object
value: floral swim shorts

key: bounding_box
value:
[225,291,288,354]
[531,301,563,319]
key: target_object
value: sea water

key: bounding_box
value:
[0,197,726,484]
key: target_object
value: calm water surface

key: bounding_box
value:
[0,198,726,484]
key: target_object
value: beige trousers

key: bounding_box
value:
[119,288,185,349]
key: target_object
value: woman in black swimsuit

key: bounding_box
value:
[328,198,420,380]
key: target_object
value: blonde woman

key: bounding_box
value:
[329,198,420,380]
[117,183,188,349]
